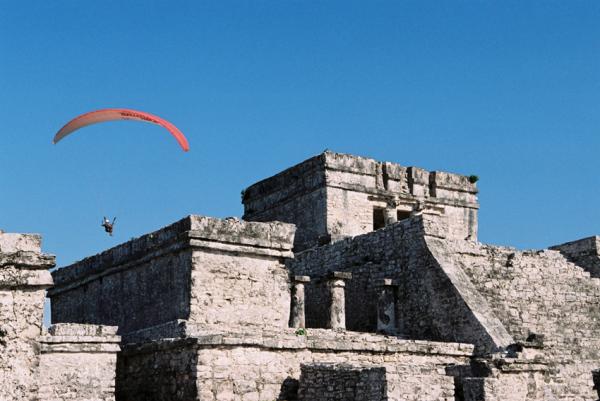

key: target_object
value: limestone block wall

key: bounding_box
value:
[189,250,291,330]
[243,151,479,251]
[447,239,600,399]
[462,368,548,401]
[551,236,600,278]
[116,329,474,401]
[38,323,121,401]
[0,232,54,401]
[289,214,512,354]
[242,154,329,251]
[49,217,194,333]
[323,154,478,243]
[49,216,296,336]
[297,364,387,401]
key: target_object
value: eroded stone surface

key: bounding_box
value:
[298,364,387,401]
[243,151,479,250]
[117,330,473,401]
[0,233,120,401]
[49,216,296,335]
[39,324,121,401]
[0,233,54,401]
[5,151,600,400]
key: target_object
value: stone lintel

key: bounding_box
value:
[293,275,310,283]
[48,323,118,337]
[328,271,352,280]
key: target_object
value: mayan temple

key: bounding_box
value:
[2,150,600,400]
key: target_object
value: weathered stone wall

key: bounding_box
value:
[39,323,121,401]
[1,232,120,401]
[446,238,600,399]
[289,214,512,354]
[551,236,600,278]
[297,364,387,401]
[462,369,548,401]
[242,154,329,251]
[49,216,296,336]
[189,250,291,330]
[0,232,54,401]
[243,151,479,251]
[116,329,473,401]
[51,250,193,333]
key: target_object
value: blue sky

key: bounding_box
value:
[1,1,599,271]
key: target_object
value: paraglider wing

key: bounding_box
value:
[53,108,189,151]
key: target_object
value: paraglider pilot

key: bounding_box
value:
[102,217,116,236]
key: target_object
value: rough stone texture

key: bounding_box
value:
[243,151,479,250]
[39,323,121,401]
[290,276,310,328]
[116,329,473,401]
[376,279,397,335]
[49,216,296,336]
[437,238,600,399]
[551,236,600,278]
[19,151,600,400]
[289,213,512,354]
[327,273,351,330]
[453,353,551,401]
[0,232,54,401]
[0,233,119,401]
[297,364,387,401]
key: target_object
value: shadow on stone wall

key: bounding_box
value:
[278,377,299,400]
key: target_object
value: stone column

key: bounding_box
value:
[384,208,397,226]
[290,275,310,328]
[376,278,397,334]
[0,232,55,401]
[327,272,352,330]
[384,198,399,226]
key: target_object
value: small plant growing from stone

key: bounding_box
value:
[295,328,307,336]
[468,175,479,184]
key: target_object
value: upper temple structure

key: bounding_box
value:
[242,151,479,250]
[3,151,600,401]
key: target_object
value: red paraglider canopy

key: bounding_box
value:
[53,108,189,152]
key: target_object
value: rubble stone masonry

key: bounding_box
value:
[5,151,600,400]
[243,151,479,251]
[0,232,119,401]
[49,216,296,337]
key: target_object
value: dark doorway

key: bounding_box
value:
[397,210,411,221]
[373,208,385,230]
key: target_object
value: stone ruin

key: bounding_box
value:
[2,150,600,400]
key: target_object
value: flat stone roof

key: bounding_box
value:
[50,215,296,292]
